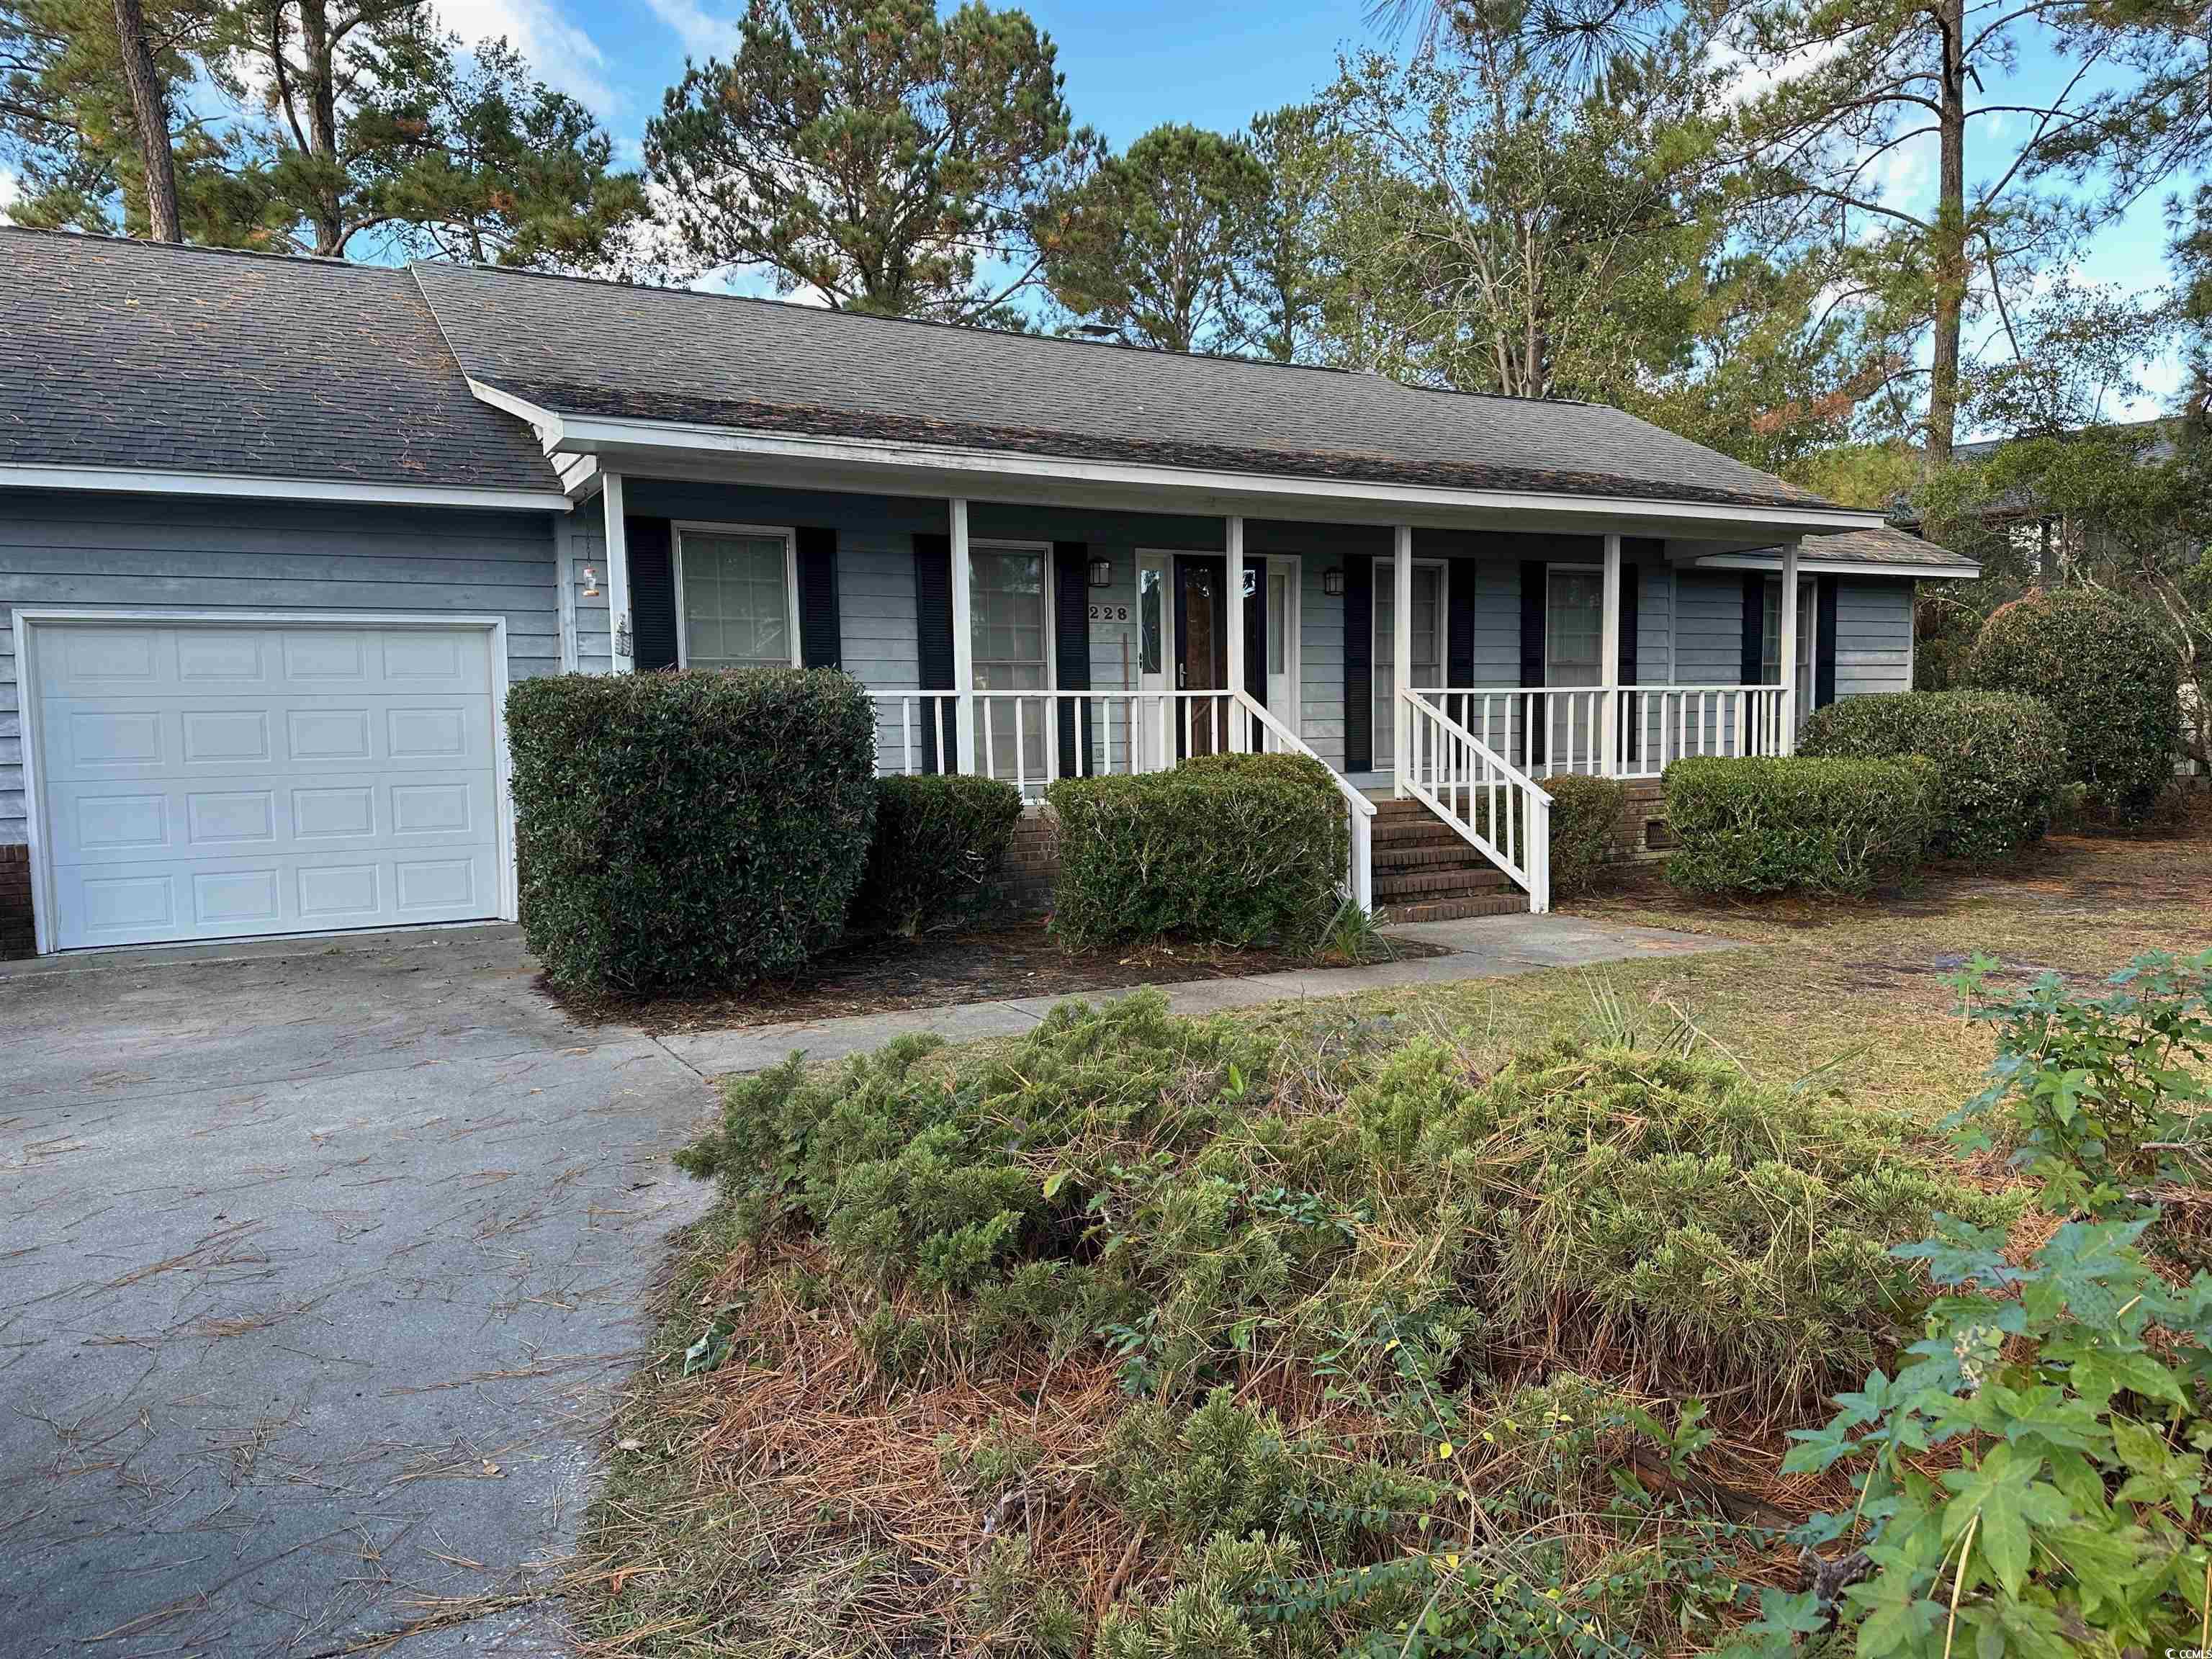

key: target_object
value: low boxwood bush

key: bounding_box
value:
[1965,584,2181,823]
[1663,754,1938,896]
[1046,755,1347,948]
[1543,773,1624,899]
[506,668,876,993]
[1799,688,2068,863]
[852,774,1023,937]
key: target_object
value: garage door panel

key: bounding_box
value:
[32,621,503,950]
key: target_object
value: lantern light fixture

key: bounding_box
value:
[1321,567,1346,598]
[1088,557,1113,589]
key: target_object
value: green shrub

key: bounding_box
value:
[1543,774,1624,899]
[1965,585,2182,823]
[1663,754,1938,896]
[1046,756,1346,948]
[1735,955,2212,1659]
[1799,688,2068,863]
[505,668,876,993]
[851,773,1023,936]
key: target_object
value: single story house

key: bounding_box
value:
[0,228,1976,956]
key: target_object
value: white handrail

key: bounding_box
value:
[1411,684,1789,779]
[1231,689,1376,912]
[1398,688,1552,913]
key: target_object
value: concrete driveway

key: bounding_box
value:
[0,925,716,1658]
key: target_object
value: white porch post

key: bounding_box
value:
[1599,531,1622,775]
[1778,537,1801,754]
[603,471,633,674]
[950,498,976,774]
[1225,516,1246,751]
[1392,524,1412,797]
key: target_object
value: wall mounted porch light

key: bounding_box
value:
[1088,556,1114,589]
[1321,567,1346,597]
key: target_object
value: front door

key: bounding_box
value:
[1174,555,1228,756]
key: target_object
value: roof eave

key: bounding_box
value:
[1693,549,1982,580]
[477,386,1887,536]
[0,461,571,512]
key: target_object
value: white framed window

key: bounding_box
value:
[673,523,800,670]
[1761,577,1815,696]
[1371,557,1447,768]
[1545,565,1604,687]
[970,540,1054,781]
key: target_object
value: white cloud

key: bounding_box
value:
[0,168,17,224]
[433,0,619,117]
[644,0,739,60]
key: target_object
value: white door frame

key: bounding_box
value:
[10,609,516,956]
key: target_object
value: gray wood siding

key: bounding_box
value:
[1834,578,1914,696]
[0,490,561,846]
[571,514,611,673]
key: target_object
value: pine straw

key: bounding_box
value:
[585,1235,1139,1654]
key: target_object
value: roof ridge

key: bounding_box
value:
[0,222,390,276]
[412,258,1597,408]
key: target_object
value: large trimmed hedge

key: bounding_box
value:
[507,669,877,993]
[1544,775,1625,900]
[1046,754,1347,948]
[853,774,1023,936]
[1663,755,1938,896]
[1799,689,2068,863]
[1965,585,2180,823]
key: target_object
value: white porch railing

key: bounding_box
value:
[1409,685,1789,780]
[1399,690,1552,913]
[868,687,1377,910]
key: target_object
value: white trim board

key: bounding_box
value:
[10,608,519,956]
[469,381,1887,535]
[1694,553,1979,579]
[0,462,570,512]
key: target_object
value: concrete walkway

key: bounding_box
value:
[658,912,1737,1076]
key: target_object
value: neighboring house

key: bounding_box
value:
[0,230,1977,957]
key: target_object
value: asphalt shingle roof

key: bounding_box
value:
[1800,525,1977,570]
[0,229,558,495]
[409,261,1843,515]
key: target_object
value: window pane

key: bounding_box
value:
[683,533,791,670]
[1139,567,1162,673]
[970,546,1048,781]
[1547,569,1603,687]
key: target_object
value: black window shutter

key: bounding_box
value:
[628,517,678,671]
[913,533,954,772]
[1740,573,1766,688]
[1617,561,1640,765]
[1446,557,1476,688]
[1053,542,1091,776]
[1243,560,1267,706]
[1520,561,1546,767]
[1816,573,1839,707]
[1345,557,1373,772]
[1519,562,1546,687]
[796,526,840,668]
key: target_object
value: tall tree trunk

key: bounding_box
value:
[1925,0,1968,472]
[112,0,181,241]
[300,0,344,255]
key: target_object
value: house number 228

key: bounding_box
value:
[1088,603,1130,621]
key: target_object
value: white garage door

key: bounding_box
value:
[28,619,504,950]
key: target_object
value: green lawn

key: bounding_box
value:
[578,809,2212,1658]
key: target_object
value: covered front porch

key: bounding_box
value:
[565,466,1864,915]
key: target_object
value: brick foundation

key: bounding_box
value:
[1612,780,1671,862]
[0,846,33,960]
[1003,809,1058,916]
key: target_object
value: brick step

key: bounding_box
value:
[1372,842,1503,871]
[1386,893,1529,923]
[1372,816,1478,847]
[1375,868,1514,900]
